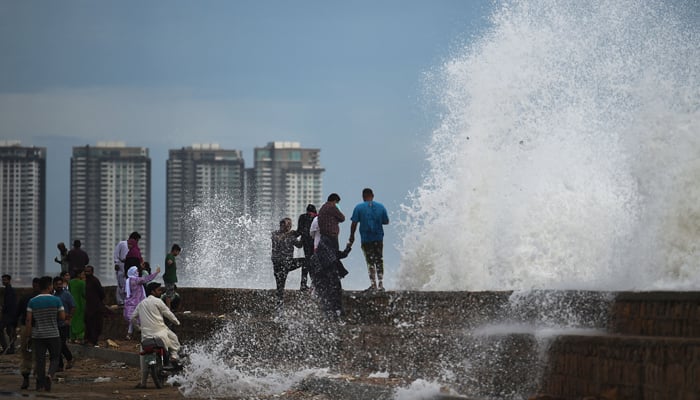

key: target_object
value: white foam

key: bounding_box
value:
[398,0,700,292]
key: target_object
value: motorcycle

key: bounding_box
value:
[139,337,183,388]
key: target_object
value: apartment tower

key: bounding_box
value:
[0,141,46,284]
[247,141,324,223]
[166,144,245,250]
[70,142,150,281]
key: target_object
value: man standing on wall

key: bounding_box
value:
[317,193,345,251]
[349,188,390,292]
[66,240,89,279]
[297,204,317,291]
[163,244,181,310]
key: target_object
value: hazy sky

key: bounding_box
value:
[0,0,493,289]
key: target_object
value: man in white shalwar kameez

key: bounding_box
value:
[130,282,181,360]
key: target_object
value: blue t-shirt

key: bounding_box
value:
[351,201,389,243]
[54,290,76,328]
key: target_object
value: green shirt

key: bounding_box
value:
[163,253,177,283]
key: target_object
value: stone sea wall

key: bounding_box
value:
[540,292,700,399]
[4,287,699,399]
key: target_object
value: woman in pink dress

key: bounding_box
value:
[123,265,160,339]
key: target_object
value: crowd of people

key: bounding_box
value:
[271,187,390,321]
[0,232,183,392]
[0,187,389,391]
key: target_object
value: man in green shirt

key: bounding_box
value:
[163,244,181,310]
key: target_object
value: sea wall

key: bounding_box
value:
[539,292,700,399]
[4,287,699,399]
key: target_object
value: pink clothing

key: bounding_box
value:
[125,239,143,265]
[123,269,159,323]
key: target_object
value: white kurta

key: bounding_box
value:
[131,295,181,355]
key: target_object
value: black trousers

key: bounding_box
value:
[58,325,73,368]
[314,266,343,320]
[33,336,61,388]
[300,242,314,288]
[272,258,305,305]
[0,319,15,353]
[84,311,103,346]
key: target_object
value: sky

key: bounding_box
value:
[0,0,493,289]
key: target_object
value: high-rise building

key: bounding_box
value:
[166,144,245,249]
[247,141,324,222]
[70,142,150,281]
[0,141,46,284]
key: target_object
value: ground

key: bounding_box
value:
[0,339,184,399]
[0,338,402,399]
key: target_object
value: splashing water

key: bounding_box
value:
[398,0,700,292]
[179,193,274,288]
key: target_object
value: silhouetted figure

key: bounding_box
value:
[66,240,89,279]
[297,204,317,291]
[83,266,105,347]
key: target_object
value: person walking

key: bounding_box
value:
[163,244,181,310]
[25,276,65,391]
[317,193,345,251]
[16,277,39,389]
[123,265,160,340]
[83,266,106,347]
[66,240,89,279]
[52,276,75,371]
[271,218,303,308]
[349,188,390,292]
[297,204,317,291]
[0,274,17,354]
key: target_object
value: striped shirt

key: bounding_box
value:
[27,294,63,339]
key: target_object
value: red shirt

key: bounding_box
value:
[317,201,345,237]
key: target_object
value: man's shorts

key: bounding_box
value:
[164,282,177,298]
[361,241,384,269]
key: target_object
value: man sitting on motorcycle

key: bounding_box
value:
[131,282,181,362]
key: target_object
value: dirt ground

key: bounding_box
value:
[0,338,386,399]
[0,339,184,399]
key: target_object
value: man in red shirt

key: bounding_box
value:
[317,193,345,251]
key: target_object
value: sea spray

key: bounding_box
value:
[179,193,273,289]
[398,0,700,292]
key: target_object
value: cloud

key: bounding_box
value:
[0,86,312,148]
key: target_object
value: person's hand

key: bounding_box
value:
[156,267,161,274]
[348,234,355,244]
[114,264,120,271]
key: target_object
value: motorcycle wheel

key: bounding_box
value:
[149,356,165,388]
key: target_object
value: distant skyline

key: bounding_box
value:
[0,0,494,289]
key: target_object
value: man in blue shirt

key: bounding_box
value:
[25,276,64,392]
[53,275,75,371]
[349,188,390,292]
